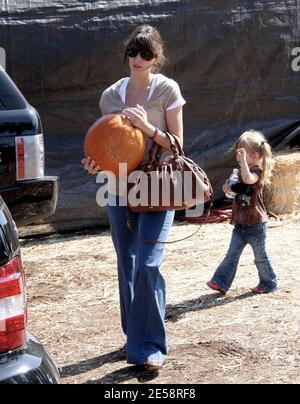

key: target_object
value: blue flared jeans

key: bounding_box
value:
[107,196,175,365]
[212,223,278,293]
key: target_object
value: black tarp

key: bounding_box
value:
[0,0,299,230]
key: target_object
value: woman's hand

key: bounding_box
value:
[82,156,102,175]
[122,105,154,136]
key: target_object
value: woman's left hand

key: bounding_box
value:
[122,105,153,135]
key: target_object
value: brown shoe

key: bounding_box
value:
[118,346,127,360]
[144,360,164,372]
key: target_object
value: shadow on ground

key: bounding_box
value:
[166,291,254,323]
[60,291,255,384]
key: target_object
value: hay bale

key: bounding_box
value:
[264,151,300,215]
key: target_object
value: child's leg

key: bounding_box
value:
[211,225,247,292]
[247,223,278,292]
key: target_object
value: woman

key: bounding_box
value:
[82,25,186,371]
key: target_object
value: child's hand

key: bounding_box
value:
[223,183,232,194]
[236,148,247,164]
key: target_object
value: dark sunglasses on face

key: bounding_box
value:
[126,47,155,61]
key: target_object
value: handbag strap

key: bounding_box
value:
[126,202,213,245]
[163,132,184,157]
[149,131,184,162]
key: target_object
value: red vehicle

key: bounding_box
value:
[0,196,60,384]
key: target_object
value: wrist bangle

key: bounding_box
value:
[150,128,159,140]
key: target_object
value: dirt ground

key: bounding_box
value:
[20,216,300,384]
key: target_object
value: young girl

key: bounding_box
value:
[207,130,278,295]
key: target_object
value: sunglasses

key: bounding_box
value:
[126,47,155,62]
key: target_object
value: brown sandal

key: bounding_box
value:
[118,346,127,360]
[144,360,164,372]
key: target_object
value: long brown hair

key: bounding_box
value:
[235,130,275,186]
[124,25,167,71]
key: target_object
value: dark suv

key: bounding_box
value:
[0,66,58,227]
[0,196,60,384]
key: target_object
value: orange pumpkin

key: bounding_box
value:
[84,114,146,177]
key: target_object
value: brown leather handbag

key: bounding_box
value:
[127,132,213,212]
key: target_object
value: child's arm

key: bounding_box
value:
[237,149,259,185]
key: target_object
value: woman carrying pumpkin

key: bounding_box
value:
[82,25,186,372]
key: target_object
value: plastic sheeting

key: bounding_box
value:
[1,0,300,228]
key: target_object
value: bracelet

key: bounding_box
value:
[150,128,159,141]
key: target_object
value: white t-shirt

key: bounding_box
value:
[99,74,186,195]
